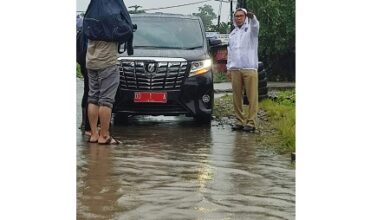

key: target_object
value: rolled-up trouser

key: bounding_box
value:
[87,65,120,109]
[229,69,258,128]
[80,64,89,109]
[80,62,91,131]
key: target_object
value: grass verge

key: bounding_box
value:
[259,90,295,153]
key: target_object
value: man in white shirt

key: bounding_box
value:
[227,8,260,132]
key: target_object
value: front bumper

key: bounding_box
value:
[113,71,213,117]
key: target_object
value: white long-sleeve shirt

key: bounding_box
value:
[227,15,260,70]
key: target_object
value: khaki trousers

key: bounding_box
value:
[229,69,258,128]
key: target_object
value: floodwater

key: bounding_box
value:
[76,79,295,220]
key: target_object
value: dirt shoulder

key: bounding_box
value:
[213,92,295,154]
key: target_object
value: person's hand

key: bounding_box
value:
[247,12,254,19]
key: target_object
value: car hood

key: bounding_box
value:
[118,48,209,62]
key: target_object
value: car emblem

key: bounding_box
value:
[146,63,156,73]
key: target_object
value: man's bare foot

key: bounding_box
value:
[84,131,92,136]
[88,134,99,143]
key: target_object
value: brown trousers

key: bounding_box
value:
[229,69,258,128]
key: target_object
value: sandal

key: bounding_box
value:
[98,136,121,145]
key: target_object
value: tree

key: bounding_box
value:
[128,9,145,14]
[128,5,145,14]
[210,22,230,34]
[247,0,295,81]
[192,4,217,31]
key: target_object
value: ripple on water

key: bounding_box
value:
[77,115,295,219]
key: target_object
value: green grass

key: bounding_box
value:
[260,90,295,153]
[213,72,229,83]
[76,63,83,78]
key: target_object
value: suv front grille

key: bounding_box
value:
[118,58,188,90]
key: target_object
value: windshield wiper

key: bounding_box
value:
[134,45,203,50]
[134,45,185,49]
[183,46,203,50]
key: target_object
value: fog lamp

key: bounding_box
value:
[202,94,211,103]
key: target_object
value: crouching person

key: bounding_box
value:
[86,40,120,144]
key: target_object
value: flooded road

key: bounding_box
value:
[77,79,295,219]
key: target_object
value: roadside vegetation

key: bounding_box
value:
[189,1,295,81]
[213,90,295,154]
[259,90,295,153]
[76,63,83,78]
[213,72,229,83]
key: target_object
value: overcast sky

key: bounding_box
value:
[77,0,237,24]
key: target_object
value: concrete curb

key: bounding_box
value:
[214,82,295,93]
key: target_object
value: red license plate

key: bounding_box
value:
[134,92,167,103]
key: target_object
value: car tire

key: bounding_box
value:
[259,87,268,95]
[257,62,264,72]
[258,70,266,80]
[256,62,268,101]
[259,78,267,88]
[243,94,249,105]
[259,94,268,101]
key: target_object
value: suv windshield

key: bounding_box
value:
[132,16,204,49]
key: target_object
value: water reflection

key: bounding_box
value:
[77,145,121,220]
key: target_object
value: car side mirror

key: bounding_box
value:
[208,38,222,47]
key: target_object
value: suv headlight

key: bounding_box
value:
[189,59,212,77]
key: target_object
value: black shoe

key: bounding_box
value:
[231,124,244,131]
[243,125,255,132]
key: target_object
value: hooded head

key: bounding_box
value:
[234,8,247,28]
